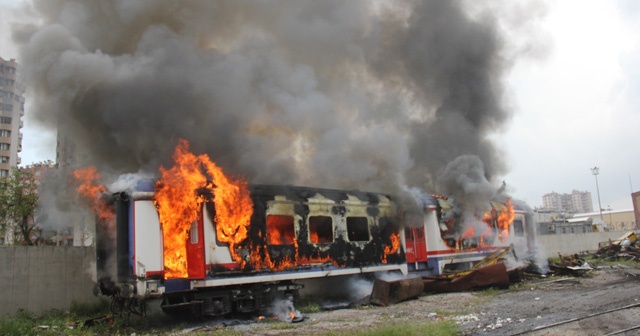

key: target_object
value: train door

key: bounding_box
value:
[405,227,427,262]
[186,206,206,279]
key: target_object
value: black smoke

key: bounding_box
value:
[14,0,547,195]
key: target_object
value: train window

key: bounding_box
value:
[512,220,524,237]
[190,221,198,244]
[266,214,295,245]
[347,217,370,242]
[309,215,333,244]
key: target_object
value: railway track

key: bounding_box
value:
[510,302,640,336]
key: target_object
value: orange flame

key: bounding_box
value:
[155,141,332,274]
[382,231,400,264]
[71,166,113,221]
[155,139,253,278]
[266,215,295,245]
[497,198,515,241]
[460,226,475,239]
[449,200,516,251]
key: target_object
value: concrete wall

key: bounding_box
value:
[0,246,99,317]
[535,231,633,257]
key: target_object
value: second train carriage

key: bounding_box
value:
[404,194,535,276]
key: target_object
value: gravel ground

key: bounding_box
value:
[183,268,640,335]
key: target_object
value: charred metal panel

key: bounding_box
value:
[95,213,114,284]
[370,276,424,306]
[422,262,510,293]
[115,192,131,283]
[205,184,405,275]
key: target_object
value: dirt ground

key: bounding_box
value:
[181,267,640,335]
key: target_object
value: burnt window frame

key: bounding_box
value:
[265,214,296,246]
[512,219,524,237]
[346,216,371,242]
[308,215,334,244]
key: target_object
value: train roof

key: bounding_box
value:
[131,179,525,211]
[249,184,393,205]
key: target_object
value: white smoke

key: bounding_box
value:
[107,172,156,193]
[268,298,302,322]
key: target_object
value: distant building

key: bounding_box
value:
[542,190,593,213]
[0,56,25,175]
[633,191,640,230]
[56,132,77,169]
[538,218,595,235]
[573,209,635,232]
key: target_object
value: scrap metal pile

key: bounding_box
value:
[548,254,594,277]
[421,246,518,293]
[593,232,640,261]
[549,232,640,277]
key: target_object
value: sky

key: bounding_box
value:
[0,0,638,211]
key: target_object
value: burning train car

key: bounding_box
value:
[404,195,535,276]
[94,182,407,318]
[89,141,533,318]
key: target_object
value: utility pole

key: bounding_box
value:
[591,167,603,222]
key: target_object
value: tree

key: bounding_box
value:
[0,166,40,245]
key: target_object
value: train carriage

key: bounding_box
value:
[95,181,535,318]
[95,183,407,317]
[404,194,535,276]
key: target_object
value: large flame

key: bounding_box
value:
[481,198,515,243]
[155,139,253,278]
[442,198,516,251]
[155,140,338,275]
[71,166,113,221]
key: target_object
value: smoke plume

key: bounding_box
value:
[14,0,546,194]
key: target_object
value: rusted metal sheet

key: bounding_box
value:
[422,262,510,293]
[370,276,424,306]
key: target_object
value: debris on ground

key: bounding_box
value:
[594,232,640,261]
[423,262,511,293]
[420,245,521,293]
[370,276,424,306]
[548,254,594,277]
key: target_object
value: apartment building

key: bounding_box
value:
[0,56,24,175]
[542,190,593,213]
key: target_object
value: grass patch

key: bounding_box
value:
[0,299,187,336]
[473,287,502,297]
[298,301,322,314]
[434,309,469,317]
[190,329,244,336]
[267,322,298,330]
[325,320,459,336]
[0,299,114,336]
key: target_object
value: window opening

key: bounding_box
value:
[347,216,370,242]
[266,214,295,245]
[513,219,524,237]
[308,215,333,244]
